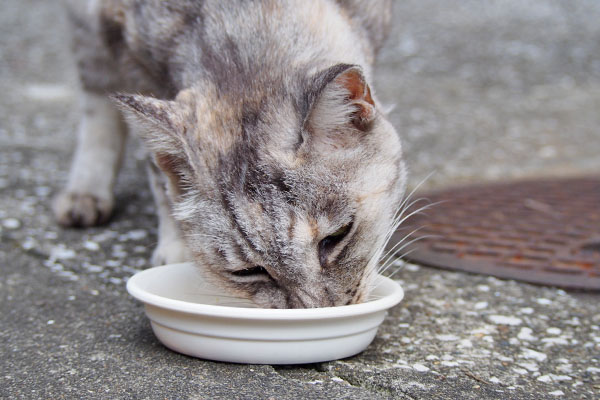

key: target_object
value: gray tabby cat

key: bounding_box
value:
[55,0,407,308]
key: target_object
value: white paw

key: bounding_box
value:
[53,191,114,227]
[152,238,192,266]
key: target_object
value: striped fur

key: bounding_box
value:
[60,0,406,308]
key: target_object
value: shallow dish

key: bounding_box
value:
[127,262,404,364]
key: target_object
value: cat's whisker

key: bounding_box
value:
[394,171,435,218]
[377,235,433,278]
[378,226,424,270]
[383,249,422,281]
[379,230,438,272]
[375,199,442,265]
[359,174,438,300]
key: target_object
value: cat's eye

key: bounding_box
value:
[231,265,270,278]
[318,222,353,266]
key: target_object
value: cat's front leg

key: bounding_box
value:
[53,91,127,227]
[147,162,192,266]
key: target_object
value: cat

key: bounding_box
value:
[54,0,407,308]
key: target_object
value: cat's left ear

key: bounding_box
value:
[305,64,376,134]
[112,93,186,147]
[112,94,193,194]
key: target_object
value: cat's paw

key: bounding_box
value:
[152,238,192,266]
[53,191,113,227]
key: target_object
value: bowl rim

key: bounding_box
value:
[127,263,404,320]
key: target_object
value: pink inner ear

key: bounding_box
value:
[335,69,375,126]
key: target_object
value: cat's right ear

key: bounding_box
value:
[304,64,376,132]
[112,94,192,193]
[300,64,377,153]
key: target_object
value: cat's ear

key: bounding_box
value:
[305,64,376,134]
[112,94,191,193]
[112,93,185,148]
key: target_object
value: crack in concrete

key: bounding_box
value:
[269,363,396,398]
[327,369,414,400]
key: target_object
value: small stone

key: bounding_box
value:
[541,337,569,346]
[47,320,55,325]
[413,364,430,372]
[549,375,572,382]
[519,307,534,314]
[3,218,21,229]
[548,390,564,396]
[517,362,539,372]
[83,241,100,251]
[404,264,420,272]
[85,264,103,273]
[489,377,501,384]
[474,301,488,310]
[537,375,552,382]
[35,186,51,197]
[513,367,528,375]
[436,334,460,341]
[546,327,561,335]
[21,237,36,250]
[521,348,547,362]
[489,315,522,326]
[108,277,122,285]
[556,364,572,374]
[586,367,600,373]
[477,285,490,292]
[483,335,494,343]
[44,231,58,240]
[441,361,459,367]
[517,327,537,341]
[50,246,76,260]
[564,317,580,326]
[120,229,148,241]
[105,260,121,268]
[536,298,552,305]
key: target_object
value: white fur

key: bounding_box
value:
[54,91,127,225]
[147,164,193,266]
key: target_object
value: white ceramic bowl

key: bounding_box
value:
[127,262,404,364]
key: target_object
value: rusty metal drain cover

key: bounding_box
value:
[390,177,600,290]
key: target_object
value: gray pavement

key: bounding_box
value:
[1,0,599,399]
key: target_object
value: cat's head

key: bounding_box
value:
[115,64,406,308]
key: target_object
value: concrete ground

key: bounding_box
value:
[1,0,599,399]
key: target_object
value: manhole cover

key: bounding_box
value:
[390,177,600,290]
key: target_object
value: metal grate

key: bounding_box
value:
[390,177,600,290]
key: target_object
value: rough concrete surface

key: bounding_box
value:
[1,0,599,399]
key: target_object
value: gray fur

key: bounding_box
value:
[60,0,405,308]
